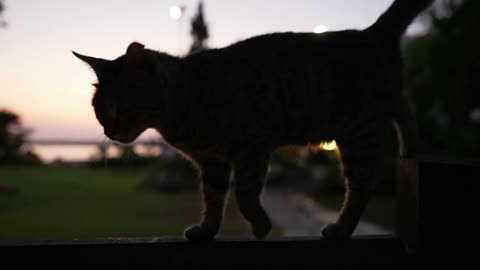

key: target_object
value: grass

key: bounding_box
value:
[0,166,253,241]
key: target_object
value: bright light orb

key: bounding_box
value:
[319,140,338,151]
[313,24,328,34]
[169,5,183,20]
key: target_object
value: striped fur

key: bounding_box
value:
[74,0,433,241]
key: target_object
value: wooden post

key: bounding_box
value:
[396,156,480,264]
[396,158,419,254]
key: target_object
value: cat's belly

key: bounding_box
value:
[278,126,335,147]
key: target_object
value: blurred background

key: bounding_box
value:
[0,0,478,241]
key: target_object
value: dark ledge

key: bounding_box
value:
[0,235,409,268]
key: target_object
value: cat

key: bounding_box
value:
[73,0,433,241]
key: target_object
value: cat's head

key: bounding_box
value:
[73,42,175,143]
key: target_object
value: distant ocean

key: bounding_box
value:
[30,145,101,163]
[28,143,166,163]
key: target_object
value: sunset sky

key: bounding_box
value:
[1,0,411,142]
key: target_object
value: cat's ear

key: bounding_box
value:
[126,42,145,56]
[124,42,159,75]
[72,51,110,78]
[124,42,148,65]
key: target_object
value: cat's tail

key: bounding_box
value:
[367,0,433,38]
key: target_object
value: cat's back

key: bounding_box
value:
[185,30,393,82]
[213,30,394,99]
[221,30,386,62]
[179,30,401,149]
[203,30,397,94]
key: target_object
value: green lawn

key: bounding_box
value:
[0,166,252,241]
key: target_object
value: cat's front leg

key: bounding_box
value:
[233,152,272,240]
[184,159,231,242]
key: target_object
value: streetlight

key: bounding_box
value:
[169,5,184,20]
[169,5,186,55]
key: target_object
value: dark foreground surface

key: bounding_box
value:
[2,156,479,269]
[0,235,411,268]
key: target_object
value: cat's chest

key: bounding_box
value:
[169,136,229,160]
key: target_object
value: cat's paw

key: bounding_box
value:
[321,223,353,240]
[184,225,216,242]
[252,218,272,240]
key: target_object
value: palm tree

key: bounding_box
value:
[189,1,209,54]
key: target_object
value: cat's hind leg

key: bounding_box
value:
[233,151,272,240]
[322,121,387,240]
[393,96,420,157]
[184,158,231,242]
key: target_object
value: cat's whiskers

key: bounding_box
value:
[120,143,133,166]
[102,136,110,168]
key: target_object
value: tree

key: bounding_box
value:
[0,109,31,163]
[0,0,6,28]
[188,1,209,54]
[404,0,480,158]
